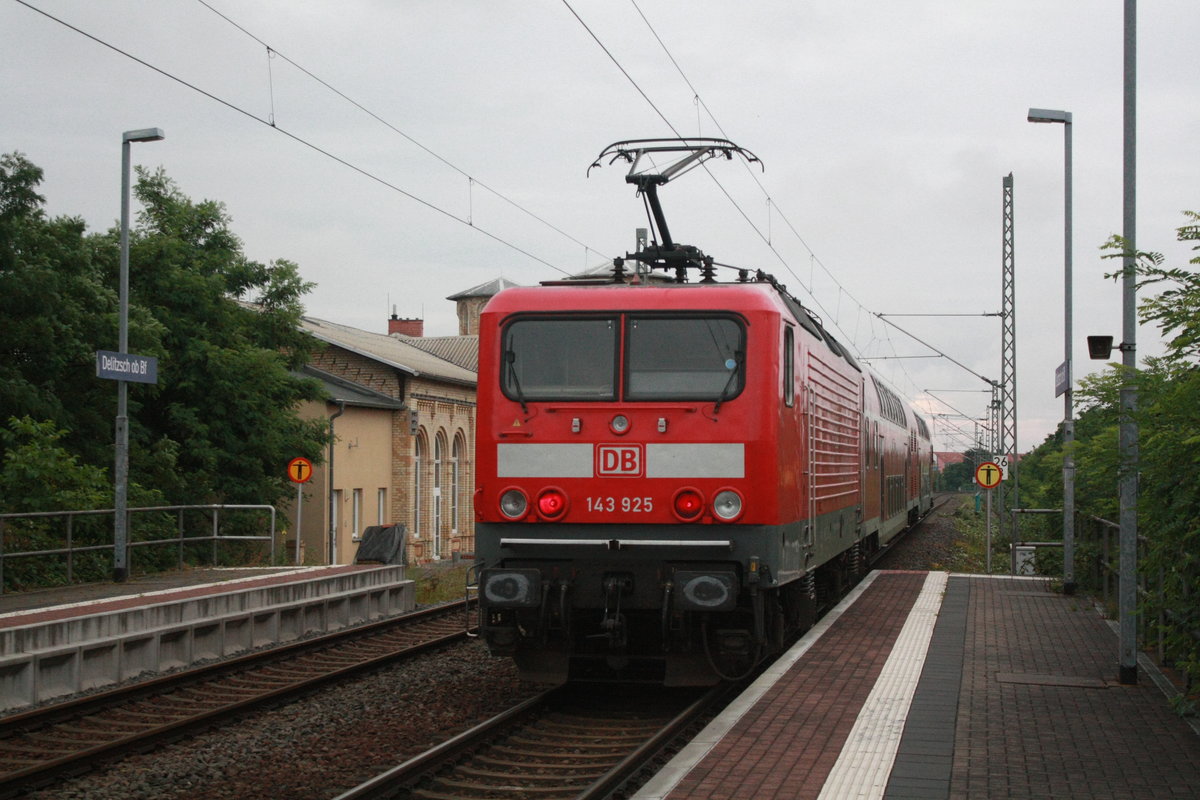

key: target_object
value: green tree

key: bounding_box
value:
[1111,213,1200,691]
[1021,212,1200,694]
[940,448,991,491]
[118,166,328,506]
[0,416,110,513]
[0,153,328,516]
[0,153,129,464]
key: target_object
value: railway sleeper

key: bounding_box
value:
[473,755,615,772]
[456,765,597,783]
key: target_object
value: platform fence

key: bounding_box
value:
[0,504,278,593]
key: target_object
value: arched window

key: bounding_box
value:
[433,432,446,559]
[451,434,463,535]
[413,433,425,543]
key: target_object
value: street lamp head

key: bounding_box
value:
[1027,108,1071,125]
[123,128,165,143]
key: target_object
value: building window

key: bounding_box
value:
[413,435,424,541]
[451,435,463,534]
[377,488,387,525]
[331,489,342,561]
[433,433,445,559]
[351,488,362,541]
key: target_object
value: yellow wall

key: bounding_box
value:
[286,400,395,565]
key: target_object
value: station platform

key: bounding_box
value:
[0,565,414,713]
[635,571,1200,800]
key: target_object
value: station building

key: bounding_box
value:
[290,278,517,566]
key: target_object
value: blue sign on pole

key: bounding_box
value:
[96,350,158,384]
[1054,360,1069,398]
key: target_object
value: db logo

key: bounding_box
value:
[597,444,643,477]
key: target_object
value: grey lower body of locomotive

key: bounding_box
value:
[472,504,874,685]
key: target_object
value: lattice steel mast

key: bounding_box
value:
[998,174,1019,544]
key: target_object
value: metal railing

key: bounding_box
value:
[0,504,278,593]
[1005,508,1187,676]
[1079,513,1169,669]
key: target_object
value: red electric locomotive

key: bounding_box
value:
[471,140,933,684]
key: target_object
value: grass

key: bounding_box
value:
[411,562,472,606]
[945,503,1006,574]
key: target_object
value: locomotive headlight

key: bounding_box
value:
[536,487,568,520]
[712,489,744,522]
[499,488,529,519]
[609,414,631,434]
[481,568,542,608]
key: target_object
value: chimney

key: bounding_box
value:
[389,312,424,337]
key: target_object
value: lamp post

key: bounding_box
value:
[1027,107,1075,595]
[114,127,164,582]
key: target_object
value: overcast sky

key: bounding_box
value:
[4,1,1197,453]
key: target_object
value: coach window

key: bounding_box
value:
[502,317,617,401]
[783,326,795,407]
[626,316,744,401]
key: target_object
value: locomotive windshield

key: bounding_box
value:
[625,316,743,401]
[502,317,618,400]
[501,314,744,403]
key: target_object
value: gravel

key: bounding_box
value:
[27,640,533,800]
[874,494,971,572]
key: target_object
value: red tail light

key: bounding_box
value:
[537,488,568,520]
[672,488,704,521]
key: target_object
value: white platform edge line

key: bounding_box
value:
[947,572,1049,582]
[631,570,886,800]
[817,571,948,800]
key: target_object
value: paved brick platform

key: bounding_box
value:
[947,575,1200,799]
[635,572,1200,800]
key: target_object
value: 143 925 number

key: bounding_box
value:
[585,496,654,513]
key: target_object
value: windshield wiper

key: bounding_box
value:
[712,351,743,414]
[505,351,528,414]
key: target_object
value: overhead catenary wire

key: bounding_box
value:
[13,0,580,278]
[18,0,987,446]
[194,0,608,266]
[619,0,1003,442]
[608,0,942,412]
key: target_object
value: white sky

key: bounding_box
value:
[3,1,1197,453]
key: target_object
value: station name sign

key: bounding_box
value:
[96,350,158,384]
[1054,360,1069,398]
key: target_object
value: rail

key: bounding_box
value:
[0,602,467,796]
[0,504,278,592]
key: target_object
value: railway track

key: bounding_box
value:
[868,493,955,568]
[0,600,473,798]
[335,683,727,800]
